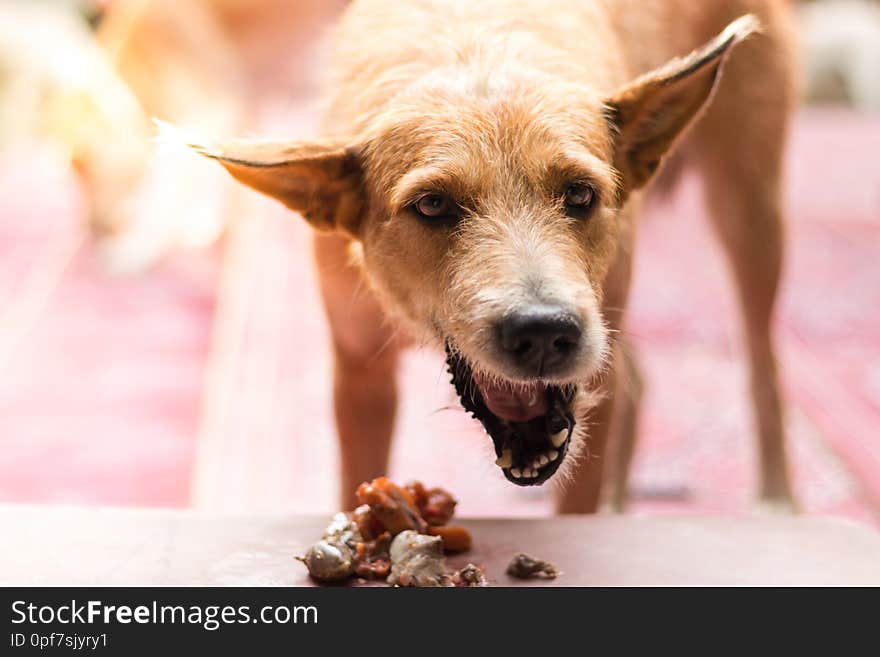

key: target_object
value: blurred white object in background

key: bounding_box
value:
[0,0,242,274]
[0,0,153,228]
[799,0,880,111]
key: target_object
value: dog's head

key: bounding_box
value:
[191,17,756,486]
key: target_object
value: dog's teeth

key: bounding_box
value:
[527,392,539,407]
[551,429,567,448]
[549,450,559,461]
[511,468,522,479]
[538,454,550,466]
[496,450,513,469]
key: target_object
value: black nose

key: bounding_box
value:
[497,306,583,376]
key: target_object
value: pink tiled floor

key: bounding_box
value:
[0,109,878,524]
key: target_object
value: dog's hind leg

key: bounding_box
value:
[690,20,797,511]
[699,160,795,510]
[314,234,401,510]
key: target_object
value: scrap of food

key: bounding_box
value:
[297,477,485,587]
[506,553,559,580]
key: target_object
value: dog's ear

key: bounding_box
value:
[605,15,760,200]
[164,125,365,234]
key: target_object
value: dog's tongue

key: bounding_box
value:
[473,371,548,422]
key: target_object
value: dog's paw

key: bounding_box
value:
[751,496,800,516]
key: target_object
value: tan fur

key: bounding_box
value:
[196,0,797,512]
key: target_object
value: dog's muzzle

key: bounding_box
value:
[445,342,576,486]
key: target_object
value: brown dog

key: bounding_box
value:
[190,0,797,513]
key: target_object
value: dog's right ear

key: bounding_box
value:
[604,15,760,202]
[160,124,365,234]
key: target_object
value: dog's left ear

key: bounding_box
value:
[605,15,760,201]
[161,123,366,235]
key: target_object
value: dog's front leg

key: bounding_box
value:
[603,343,644,513]
[314,234,401,510]
[332,343,399,509]
[554,370,617,514]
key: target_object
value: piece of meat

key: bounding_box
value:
[297,512,363,582]
[357,477,427,535]
[353,531,392,580]
[426,525,472,553]
[404,481,428,511]
[452,563,489,587]
[506,553,559,580]
[299,540,356,582]
[354,559,391,579]
[387,530,450,587]
[324,512,362,544]
[351,504,384,541]
[420,487,458,526]
[406,481,458,526]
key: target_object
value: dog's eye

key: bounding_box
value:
[413,193,457,221]
[563,183,596,216]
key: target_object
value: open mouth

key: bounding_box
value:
[445,343,576,487]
